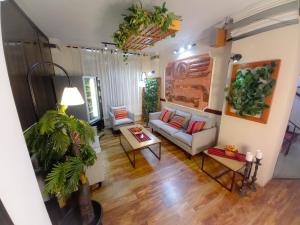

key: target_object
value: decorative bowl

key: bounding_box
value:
[224,145,238,157]
[131,127,143,134]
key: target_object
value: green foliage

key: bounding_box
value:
[113,2,181,50]
[24,109,97,199]
[143,79,158,123]
[226,62,277,116]
[44,157,84,199]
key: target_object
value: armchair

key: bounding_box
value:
[109,106,135,131]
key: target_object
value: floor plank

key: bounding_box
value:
[92,129,300,225]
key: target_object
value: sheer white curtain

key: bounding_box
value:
[80,49,143,120]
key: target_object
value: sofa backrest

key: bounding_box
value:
[110,105,127,113]
[162,106,216,130]
[190,114,215,129]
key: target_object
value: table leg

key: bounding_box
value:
[133,149,136,168]
[159,143,161,160]
[230,171,236,192]
[201,154,205,170]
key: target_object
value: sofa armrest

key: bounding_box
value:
[191,127,217,155]
[109,111,116,126]
[149,112,161,121]
[128,111,135,122]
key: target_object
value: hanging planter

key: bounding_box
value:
[113,2,181,51]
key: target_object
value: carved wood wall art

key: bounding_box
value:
[165,54,213,109]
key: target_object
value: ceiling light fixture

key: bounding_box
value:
[187,44,192,50]
[173,50,178,54]
[104,44,108,50]
[179,47,185,53]
[231,54,242,63]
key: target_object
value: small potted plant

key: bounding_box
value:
[25,106,100,224]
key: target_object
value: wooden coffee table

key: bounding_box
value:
[119,124,161,168]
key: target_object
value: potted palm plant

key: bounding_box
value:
[25,106,100,224]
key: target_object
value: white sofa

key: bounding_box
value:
[109,106,135,131]
[149,108,217,157]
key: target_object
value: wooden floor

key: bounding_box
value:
[92,129,300,225]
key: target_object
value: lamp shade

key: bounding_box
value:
[61,87,84,106]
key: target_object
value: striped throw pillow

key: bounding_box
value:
[113,108,128,120]
[160,109,173,123]
[186,120,206,134]
[168,115,185,129]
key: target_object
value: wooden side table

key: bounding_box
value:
[201,150,245,192]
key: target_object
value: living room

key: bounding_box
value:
[1,0,300,225]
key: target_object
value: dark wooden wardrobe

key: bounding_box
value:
[1,0,56,130]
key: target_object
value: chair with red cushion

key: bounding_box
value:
[109,106,135,131]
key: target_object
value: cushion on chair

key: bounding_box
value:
[114,118,133,126]
[175,110,192,129]
[113,107,128,120]
[191,114,215,129]
[173,131,192,146]
[160,124,180,135]
[186,120,206,134]
[160,109,173,123]
[149,119,166,129]
[168,115,185,129]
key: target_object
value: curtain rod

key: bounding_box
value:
[55,44,150,57]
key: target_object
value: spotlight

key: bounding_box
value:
[231,54,242,63]
[114,49,118,54]
[187,44,192,50]
[179,47,185,53]
[104,44,108,50]
[173,50,178,54]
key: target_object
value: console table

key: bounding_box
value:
[201,149,245,192]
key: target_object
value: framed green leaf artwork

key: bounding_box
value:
[225,59,281,124]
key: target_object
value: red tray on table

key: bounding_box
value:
[128,127,151,143]
[207,147,246,162]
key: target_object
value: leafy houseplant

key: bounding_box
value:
[25,106,97,224]
[226,61,277,116]
[113,2,181,50]
[143,78,158,123]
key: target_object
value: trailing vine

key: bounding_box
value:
[226,61,277,116]
[113,2,181,50]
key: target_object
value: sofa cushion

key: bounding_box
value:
[114,118,133,126]
[191,114,215,129]
[149,119,166,129]
[168,115,185,129]
[175,110,191,128]
[113,107,128,120]
[173,131,192,146]
[186,120,206,134]
[160,124,180,136]
[159,109,173,123]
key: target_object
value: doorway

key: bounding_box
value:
[273,78,300,178]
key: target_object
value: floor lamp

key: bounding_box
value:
[27,61,84,118]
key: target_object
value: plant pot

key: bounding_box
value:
[61,201,103,225]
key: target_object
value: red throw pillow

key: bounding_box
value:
[168,115,185,129]
[160,109,172,123]
[114,108,128,120]
[186,120,206,134]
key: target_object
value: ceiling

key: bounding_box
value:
[15,0,262,54]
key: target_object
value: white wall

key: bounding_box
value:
[0,5,51,225]
[218,24,300,186]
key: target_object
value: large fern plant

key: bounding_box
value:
[25,106,97,223]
